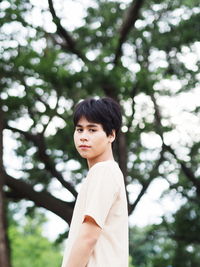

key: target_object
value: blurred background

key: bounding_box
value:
[0,0,200,266]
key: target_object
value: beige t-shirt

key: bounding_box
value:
[61,160,129,267]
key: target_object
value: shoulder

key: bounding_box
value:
[88,161,123,183]
[89,160,119,172]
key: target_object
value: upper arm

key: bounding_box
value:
[84,165,119,228]
[81,215,102,243]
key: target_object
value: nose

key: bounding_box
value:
[80,131,89,141]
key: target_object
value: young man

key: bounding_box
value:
[61,97,128,267]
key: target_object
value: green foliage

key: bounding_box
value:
[129,217,200,267]
[129,225,174,267]
[131,200,200,265]
[8,209,62,267]
[1,0,200,265]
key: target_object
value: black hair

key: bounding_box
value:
[73,97,122,137]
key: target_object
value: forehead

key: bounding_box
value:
[76,116,102,127]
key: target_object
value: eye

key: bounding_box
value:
[76,128,83,132]
[89,129,96,132]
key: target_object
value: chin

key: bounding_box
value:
[79,152,89,159]
[80,155,88,159]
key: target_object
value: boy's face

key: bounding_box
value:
[73,117,115,164]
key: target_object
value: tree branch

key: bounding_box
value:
[127,84,139,131]
[129,146,165,214]
[4,172,74,224]
[0,102,11,267]
[151,94,200,196]
[163,144,200,196]
[5,125,78,198]
[172,234,200,245]
[48,0,86,61]
[114,0,145,65]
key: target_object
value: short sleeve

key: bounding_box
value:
[83,164,119,228]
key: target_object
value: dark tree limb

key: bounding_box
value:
[151,94,200,196]
[116,130,130,206]
[34,92,68,123]
[48,0,86,61]
[172,234,200,245]
[128,146,165,214]
[23,83,38,128]
[5,191,23,201]
[127,84,139,131]
[4,172,74,224]
[163,144,200,196]
[5,125,78,198]
[39,94,60,135]
[0,103,11,267]
[114,0,145,65]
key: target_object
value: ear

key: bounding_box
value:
[109,130,116,143]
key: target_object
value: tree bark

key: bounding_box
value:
[0,102,11,267]
[114,0,145,65]
[151,94,200,197]
[48,0,86,61]
[5,125,77,198]
[4,173,74,224]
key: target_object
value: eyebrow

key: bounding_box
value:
[76,124,98,128]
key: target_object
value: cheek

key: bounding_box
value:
[73,132,78,146]
[93,133,108,146]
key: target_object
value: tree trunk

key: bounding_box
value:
[0,103,11,267]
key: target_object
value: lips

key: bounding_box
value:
[79,145,91,149]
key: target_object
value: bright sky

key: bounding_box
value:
[2,0,200,241]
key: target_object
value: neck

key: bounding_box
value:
[87,149,114,169]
